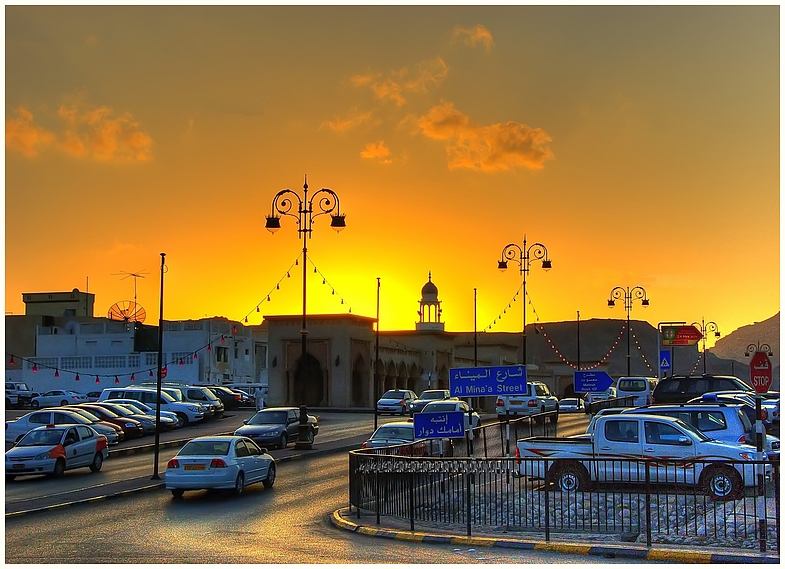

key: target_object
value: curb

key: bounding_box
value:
[6,440,362,519]
[329,510,780,564]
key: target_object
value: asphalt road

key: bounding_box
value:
[6,452,661,564]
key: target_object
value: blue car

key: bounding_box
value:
[233,407,318,449]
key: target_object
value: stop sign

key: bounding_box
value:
[749,351,772,394]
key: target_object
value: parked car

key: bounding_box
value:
[688,393,774,431]
[583,387,617,406]
[615,377,659,407]
[31,390,87,409]
[496,381,559,421]
[102,399,183,429]
[6,424,108,480]
[5,408,122,445]
[141,384,223,420]
[517,414,768,501]
[233,407,318,449]
[98,387,205,426]
[558,397,583,413]
[585,408,628,435]
[48,407,124,445]
[89,402,168,434]
[5,381,34,409]
[421,399,480,432]
[204,386,244,411]
[621,403,780,459]
[651,375,754,404]
[85,391,102,402]
[361,421,452,456]
[165,435,276,498]
[75,404,144,439]
[410,390,453,415]
[376,389,417,416]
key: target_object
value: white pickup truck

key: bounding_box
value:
[516,414,768,501]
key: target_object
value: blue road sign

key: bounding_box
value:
[574,370,614,393]
[448,365,527,397]
[659,350,671,370]
[413,411,465,439]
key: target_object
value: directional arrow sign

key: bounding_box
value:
[574,370,614,393]
[749,351,773,394]
[661,325,703,346]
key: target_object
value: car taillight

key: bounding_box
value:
[234,395,241,400]
[527,400,537,407]
[167,459,180,468]
[739,435,747,444]
[210,458,227,468]
[496,398,504,407]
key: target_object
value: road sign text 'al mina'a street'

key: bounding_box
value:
[448,365,527,396]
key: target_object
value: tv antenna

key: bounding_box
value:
[113,269,149,308]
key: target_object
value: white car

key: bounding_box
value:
[421,400,481,432]
[558,397,583,413]
[583,387,617,406]
[376,389,417,415]
[165,436,276,498]
[30,390,87,409]
[103,398,183,428]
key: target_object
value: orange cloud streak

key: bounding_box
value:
[414,100,554,171]
[351,57,449,106]
[320,110,376,132]
[5,107,55,158]
[57,103,153,161]
[452,24,495,52]
[360,140,392,163]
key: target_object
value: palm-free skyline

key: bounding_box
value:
[5,6,779,345]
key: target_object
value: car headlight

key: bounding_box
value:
[187,405,199,412]
[124,422,137,428]
[34,450,50,460]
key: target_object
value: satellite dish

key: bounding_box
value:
[107,301,147,323]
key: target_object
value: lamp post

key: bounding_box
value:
[151,252,166,481]
[607,286,649,376]
[692,318,720,374]
[497,235,552,367]
[265,176,346,409]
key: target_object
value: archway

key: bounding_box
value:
[294,352,324,407]
[351,354,368,407]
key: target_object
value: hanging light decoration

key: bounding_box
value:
[9,356,14,365]
[193,352,198,360]
[115,376,120,384]
[276,284,280,290]
[95,376,100,384]
[54,369,60,378]
[179,359,184,366]
[221,335,225,343]
[149,370,154,377]
[32,363,38,372]
[75,373,80,381]
[130,373,135,382]
[207,345,212,352]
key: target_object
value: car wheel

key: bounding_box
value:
[60,400,68,406]
[279,432,288,449]
[31,400,39,409]
[550,463,588,492]
[6,475,16,482]
[703,465,743,501]
[262,463,276,489]
[89,452,104,473]
[551,408,559,424]
[176,413,190,427]
[232,472,245,496]
[52,458,65,478]
[171,489,185,499]
[307,429,315,444]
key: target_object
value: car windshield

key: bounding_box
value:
[619,380,646,392]
[201,389,220,402]
[164,389,183,401]
[247,410,287,425]
[105,405,133,417]
[86,406,119,418]
[382,391,406,399]
[69,409,100,422]
[371,425,414,441]
[17,429,65,446]
[123,403,147,414]
[423,402,455,412]
[178,440,231,456]
[17,383,30,391]
[419,391,447,400]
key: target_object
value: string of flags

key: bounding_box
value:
[484,283,522,331]
[629,325,655,373]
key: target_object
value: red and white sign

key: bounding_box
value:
[661,325,703,346]
[749,351,772,394]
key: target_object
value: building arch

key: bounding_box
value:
[385,360,397,392]
[351,354,368,407]
[437,363,449,391]
[294,352,324,407]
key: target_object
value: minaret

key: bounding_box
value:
[416,272,444,331]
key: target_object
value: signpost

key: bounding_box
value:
[748,348,772,552]
[660,325,703,346]
[574,370,614,393]
[413,411,465,439]
[749,351,773,394]
[659,350,671,372]
[448,365,527,397]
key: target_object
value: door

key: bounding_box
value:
[596,419,644,483]
[287,409,300,440]
[239,439,266,482]
[63,427,91,467]
[233,440,256,482]
[643,421,697,485]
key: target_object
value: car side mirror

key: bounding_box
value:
[242,420,248,425]
[258,448,267,454]
[678,436,691,446]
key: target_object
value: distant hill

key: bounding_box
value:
[710,312,779,389]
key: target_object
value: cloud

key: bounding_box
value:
[452,24,495,52]
[5,107,55,158]
[320,110,377,133]
[56,101,153,161]
[360,141,392,164]
[414,100,554,171]
[350,57,449,106]
[6,99,153,162]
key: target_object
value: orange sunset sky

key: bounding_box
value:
[5,5,780,347]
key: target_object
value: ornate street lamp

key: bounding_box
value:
[265,176,346,408]
[745,342,773,357]
[497,235,552,367]
[691,318,720,374]
[608,286,649,376]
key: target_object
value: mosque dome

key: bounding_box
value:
[421,273,438,301]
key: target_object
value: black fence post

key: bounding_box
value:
[409,470,415,532]
[375,467,380,525]
[544,458,550,542]
[645,461,652,548]
[466,463,472,537]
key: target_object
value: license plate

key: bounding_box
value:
[184,464,205,471]
[12,464,24,469]
[510,400,522,405]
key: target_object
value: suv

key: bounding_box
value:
[621,403,780,459]
[5,382,34,409]
[141,383,224,420]
[98,387,205,426]
[652,375,753,404]
[495,381,558,421]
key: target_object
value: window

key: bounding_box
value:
[234,440,250,457]
[605,420,639,443]
[618,379,646,392]
[77,426,94,439]
[695,411,726,432]
[216,347,229,363]
[29,413,50,424]
[645,422,688,445]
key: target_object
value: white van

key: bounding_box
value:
[615,377,658,407]
[98,387,205,426]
